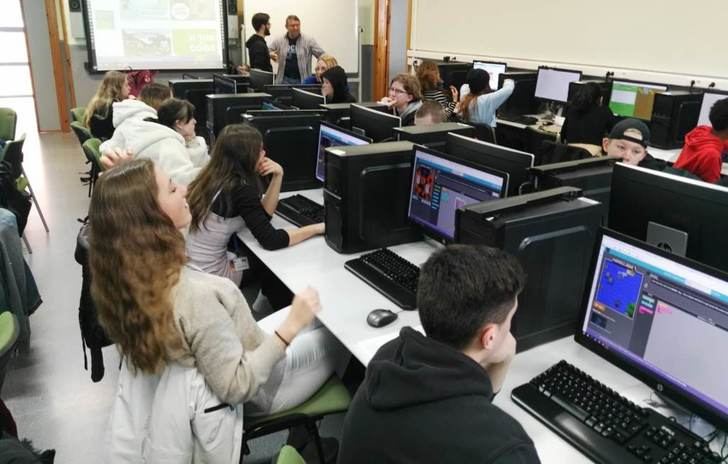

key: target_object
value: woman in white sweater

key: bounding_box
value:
[88,159,345,459]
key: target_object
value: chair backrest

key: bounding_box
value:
[0,134,26,180]
[276,445,306,464]
[0,108,17,142]
[472,123,497,144]
[0,311,19,392]
[71,121,92,145]
[535,139,592,165]
[82,138,103,170]
[70,107,86,123]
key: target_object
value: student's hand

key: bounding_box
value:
[449,85,459,102]
[490,332,517,366]
[100,147,133,170]
[237,64,249,75]
[378,96,395,108]
[278,287,321,343]
[258,157,283,178]
[128,94,136,100]
[269,51,278,62]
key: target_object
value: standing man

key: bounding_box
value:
[245,12,274,72]
[269,15,325,84]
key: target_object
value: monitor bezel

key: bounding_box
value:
[472,60,508,89]
[575,227,728,430]
[316,121,373,182]
[350,104,402,141]
[213,74,237,94]
[407,143,510,244]
[534,66,583,104]
[248,68,275,90]
[697,89,728,126]
[292,88,327,109]
[607,78,669,121]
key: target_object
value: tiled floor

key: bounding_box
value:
[4,132,344,463]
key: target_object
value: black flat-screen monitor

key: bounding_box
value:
[169,78,213,99]
[609,163,728,274]
[408,145,508,243]
[576,228,728,430]
[264,84,322,101]
[608,79,668,121]
[292,88,326,110]
[213,74,237,94]
[534,66,583,104]
[316,121,371,182]
[249,68,275,91]
[445,133,534,196]
[350,104,401,142]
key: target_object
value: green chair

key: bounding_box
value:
[82,138,103,196]
[70,121,92,146]
[0,108,17,143]
[0,312,19,393]
[242,376,351,464]
[69,106,86,124]
[276,445,306,464]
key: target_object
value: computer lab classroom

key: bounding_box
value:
[2,0,727,462]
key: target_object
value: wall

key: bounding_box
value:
[387,0,408,80]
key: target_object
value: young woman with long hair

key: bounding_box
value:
[560,82,617,145]
[90,158,345,459]
[458,68,514,127]
[416,60,458,119]
[84,70,130,140]
[378,73,424,126]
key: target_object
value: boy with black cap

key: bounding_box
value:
[601,118,666,170]
[673,97,728,183]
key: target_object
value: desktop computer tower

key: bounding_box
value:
[457,187,603,351]
[497,71,538,117]
[650,91,702,149]
[394,122,475,149]
[206,92,272,142]
[324,141,423,253]
[567,80,611,106]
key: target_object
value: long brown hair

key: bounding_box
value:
[88,159,186,374]
[83,70,128,127]
[187,124,262,231]
[460,69,491,121]
[416,61,441,92]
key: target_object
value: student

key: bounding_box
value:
[269,15,325,84]
[186,124,324,287]
[84,70,130,141]
[416,60,458,119]
[320,66,356,104]
[89,159,345,460]
[414,100,446,126]
[99,83,171,156]
[379,73,423,126]
[302,54,338,85]
[338,245,539,463]
[246,12,274,72]
[458,69,514,128]
[600,118,666,170]
[101,98,208,186]
[673,97,728,183]
[561,82,617,146]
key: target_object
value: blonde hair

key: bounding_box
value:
[88,159,186,374]
[83,70,128,127]
[318,54,338,70]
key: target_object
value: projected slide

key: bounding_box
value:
[86,0,225,71]
[595,260,643,318]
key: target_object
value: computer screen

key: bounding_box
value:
[697,91,728,126]
[473,61,507,91]
[408,146,507,242]
[577,229,728,428]
[316,121,371,182]
[292,88,326,110]
[249,68,275,91]
[608,80,668,120]
[350,104,402,142]
[213,75,237,94]
[534,67,583,103]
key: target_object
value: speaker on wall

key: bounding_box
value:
[226,0,238,15]
[68,0,81,13]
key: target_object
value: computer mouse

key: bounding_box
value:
[367,309,398,328]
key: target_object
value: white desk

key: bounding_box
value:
[648,146,728,176]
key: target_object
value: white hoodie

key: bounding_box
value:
[100,99,209,186]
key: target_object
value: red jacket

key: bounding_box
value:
[673,125,728,183]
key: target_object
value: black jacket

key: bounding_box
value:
[338,327,540,464]
[246,34,272,72]
[561,105,617,145]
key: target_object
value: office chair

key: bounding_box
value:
[69,107,86,124]
[70,121,92,146]
[471,123,497,144]
[276,445,306,464]
[82,138,103,197]
[0,108,17,144]
[0,312,18,393]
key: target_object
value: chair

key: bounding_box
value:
[70,121,92,146]
[69,106,86,124]
[82,138,103,196]
[276,445,306,464]
[472,123,497,144]
[242,376,351,464]
[0,312,19,393]
[0,108,17,143]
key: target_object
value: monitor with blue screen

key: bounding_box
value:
[407,146,507,242]
[316,121,371,182]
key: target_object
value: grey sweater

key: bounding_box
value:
[268,33,325,84]
[168,266,286,404]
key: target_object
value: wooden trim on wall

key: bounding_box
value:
[373,0,390,101]
[44,0,70,131]
[57,0,77,111]
[406,0,412,51]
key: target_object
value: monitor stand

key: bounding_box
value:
[646,391,718,438]
[537,102,564,122]
[646,221,688,256]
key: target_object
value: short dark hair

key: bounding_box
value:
[417,245,526,350]
[285,15,300,25]
[709,98,728,132]
[156,98,195,129]
[415,100,445,123]
[252,13,270,32]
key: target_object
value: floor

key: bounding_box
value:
[3,131,344,463]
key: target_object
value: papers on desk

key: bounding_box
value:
[354,324,425,359]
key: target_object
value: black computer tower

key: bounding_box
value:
[497,71,538,117]
[433,61,472,90]
[324,141,422,253]
[650,91,702,149]
[206,92,272,142]
[457,187,603,351]
[567,80,611,106]
[394,122,475,149]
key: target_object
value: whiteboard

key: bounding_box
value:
[410,0,728,85]
[243,0,359,73]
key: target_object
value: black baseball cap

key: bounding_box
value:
[608,118,651,147]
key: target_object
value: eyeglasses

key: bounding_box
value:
[389,87,408,95]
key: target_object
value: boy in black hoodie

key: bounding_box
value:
[246,13,274,72]
[338,245,540,464]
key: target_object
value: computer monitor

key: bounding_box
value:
[408,145,508,242]
[697,90,728,126]
[316,121,371,182]
[472,61,507,90]
[496,71,538,117]
[350,104,401,142]
[576,228,728,429]
[608,79,668,121]
[249,68,274,91]
[213,74,237,94]
[169,78,213,99]
[292,88,326,110]
[534,67,583,104]
[445,133,534,196]
[246,108,325,118]
[609,163,728,274]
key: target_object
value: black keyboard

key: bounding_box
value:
[512,360,722,464]
[344,248,419,310]
[498,114,539,126]
[276,194,324,227]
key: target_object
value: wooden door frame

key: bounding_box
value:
[42,0,71,131]
[373,0,390,101]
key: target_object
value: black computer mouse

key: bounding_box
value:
[367,309,398,328]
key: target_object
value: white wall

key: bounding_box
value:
[410,0,728,88]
